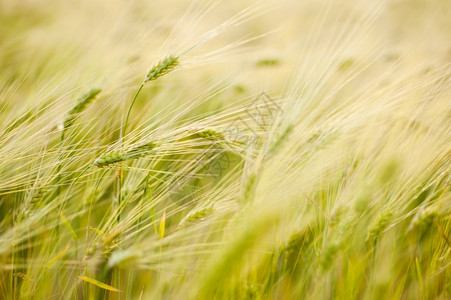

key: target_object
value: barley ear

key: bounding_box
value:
[179,207,215,227]
[367,210,393,241]
[195,129,225,141]
[241,172,257,204]
[93,141,158,167]
[144,55,179,83]
[408,206,438,232]
[63,88,102,129]
[268,124,293,155]
[320,241,340,271]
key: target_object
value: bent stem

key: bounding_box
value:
[122,83,144,138]
[117,83,145,225]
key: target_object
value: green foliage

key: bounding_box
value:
[0,0,450,299]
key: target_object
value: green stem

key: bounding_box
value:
[122,83,144,138]
[116,82,144,225]
[56,130,66,196]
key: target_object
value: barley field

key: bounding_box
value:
[0,0,450,299]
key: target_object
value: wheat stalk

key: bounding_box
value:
[122,55,179,138]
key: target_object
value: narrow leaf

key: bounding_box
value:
[60,213,78,240]
[77,275,121,292]
[47,242,71,269]
[415,257,424,292]
[159,210,166,240]
[87,226,105,237]
[14,272,33,281]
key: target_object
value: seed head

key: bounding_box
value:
[367,210,393,241]
[195,129,225,141]
[144,55,179,83]
[320,241,340,270]
[93,141,158,167]
[268,124,293,154]
[242,172,257,203]
[408,206,438,232]
[63,88,101,129]
[179,207,214,227]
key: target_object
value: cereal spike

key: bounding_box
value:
[242,172,257,203]
[144,55,179,83]
[196,129,225,141]
[268,124,293,154]
[367,210,393,241]
[408,206,438,232]
[93,150,125,167]
[179,207,214,227]
[126,141,159,159]
[320,242,340,270]
[63,88,101,129]
[93,142,158,167]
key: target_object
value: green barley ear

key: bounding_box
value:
[408,206,438,232]
[196,129,225,141]
[93,150,124,167]
[321,218,349,270]
[367,210,393,241]
[329,205,345,227]
[283,230,310,256]
[241,172,257,204]
[144,55,179,83]
[268,124,293,155]
[63,88,102,129]
[320,241,340,271]
[126,141,159,159]
[179,207,215,227]
[93,141,158,167]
